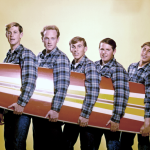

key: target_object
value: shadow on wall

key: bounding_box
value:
[112,0,144,13]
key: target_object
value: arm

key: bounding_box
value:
[78,63,100,127]
[140,74,150,136]
[9,50,38,113]
[108,67,129,131]
[46,55,70,121]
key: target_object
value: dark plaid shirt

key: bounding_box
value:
[71,55,100,118]
[128,62,150,118]
[3,44,38,107]
[95,58,129,123]
[37,47,70,112]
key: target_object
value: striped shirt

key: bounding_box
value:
[37,47,70,112]
[3,44,38,107]
[128,62,150,118]
[95,58,129,123]
[71,55,100,118]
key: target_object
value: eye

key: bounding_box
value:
[78,45,82,48]
[71,45,75,49]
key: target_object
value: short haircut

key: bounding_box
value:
[99,38,117,51]
[6,22,23,33]
[141,42,150,48]
[69,36,87,47]
[41,25,60,38]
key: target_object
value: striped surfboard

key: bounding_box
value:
[0,63,145,133]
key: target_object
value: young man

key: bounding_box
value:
[32,25,70,150]
[120,42,150,150]
[85,38,129,150]
[63,36,100,150]
[0,22,37,150]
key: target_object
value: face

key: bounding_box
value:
[99,43,116,64]
[6,26,23,49]
[140,45,150,65]
[42,30,59,52]
[70,41,87,63]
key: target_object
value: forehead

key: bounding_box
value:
[100,43,113,49]
[43,29,57,37]
[71,41,84,46]
[7,26,19,32]
[142,45,150,49]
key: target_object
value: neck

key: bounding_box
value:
[139,60,150,67]
[10,43,20,51]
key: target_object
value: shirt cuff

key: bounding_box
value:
[17,100,27,107]
[80,111,90,119]
[110,113,121,123]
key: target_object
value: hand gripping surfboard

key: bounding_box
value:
[0,63,145,133]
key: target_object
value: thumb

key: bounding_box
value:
[45,112,50,119]
[140,125,144,133]
[106,120,111,126]
[8,103,15,109]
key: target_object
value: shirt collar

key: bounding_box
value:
[96,57,116,68]
[7,44,23,56]
[136,61,150,71]
[41,47,57,58]
[71,55,86,66]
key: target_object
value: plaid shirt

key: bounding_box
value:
[37,47,70,112]
[71,55,100,118]
[95,58,129,123]
[128,62,150,118]
[3,44,38,107]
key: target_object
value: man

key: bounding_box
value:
[63,36,100,150]
[0,22,37,150]
[84,38,129,150]
[32,25,70,150]
[120,42,150,150]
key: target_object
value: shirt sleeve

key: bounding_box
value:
[80,63,100,118]
[144,74,150,118]
[110,67,129,123]
[51,55,70,112]
[17,50,38,107]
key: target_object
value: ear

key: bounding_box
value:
[84,47,87,53]
[57,37,60,43]
[113,48,116,55]
[20,32,23,38]
[41,37,44,42]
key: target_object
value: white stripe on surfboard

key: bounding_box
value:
[0,76,145,99]
[0,84,145,109]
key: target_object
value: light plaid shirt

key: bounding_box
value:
[37,47,70,112]
[95,58,129,123]
[71,55,100,118]
[3,44,38,107]
[128,62,150,118]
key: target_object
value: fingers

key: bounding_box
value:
[45,111,58,122]
[78,117,88,127]
[13,111,22,115]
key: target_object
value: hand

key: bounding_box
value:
[8,103,24,115]
[106,120,119,132]
[0,113,4,125]
[140,118,150,137]
[78,116,89,127]
[45,110,59,122]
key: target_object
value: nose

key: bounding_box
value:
[48,39,51,43]
[10,32,13,37]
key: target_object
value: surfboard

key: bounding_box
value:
[0,63,145,133]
